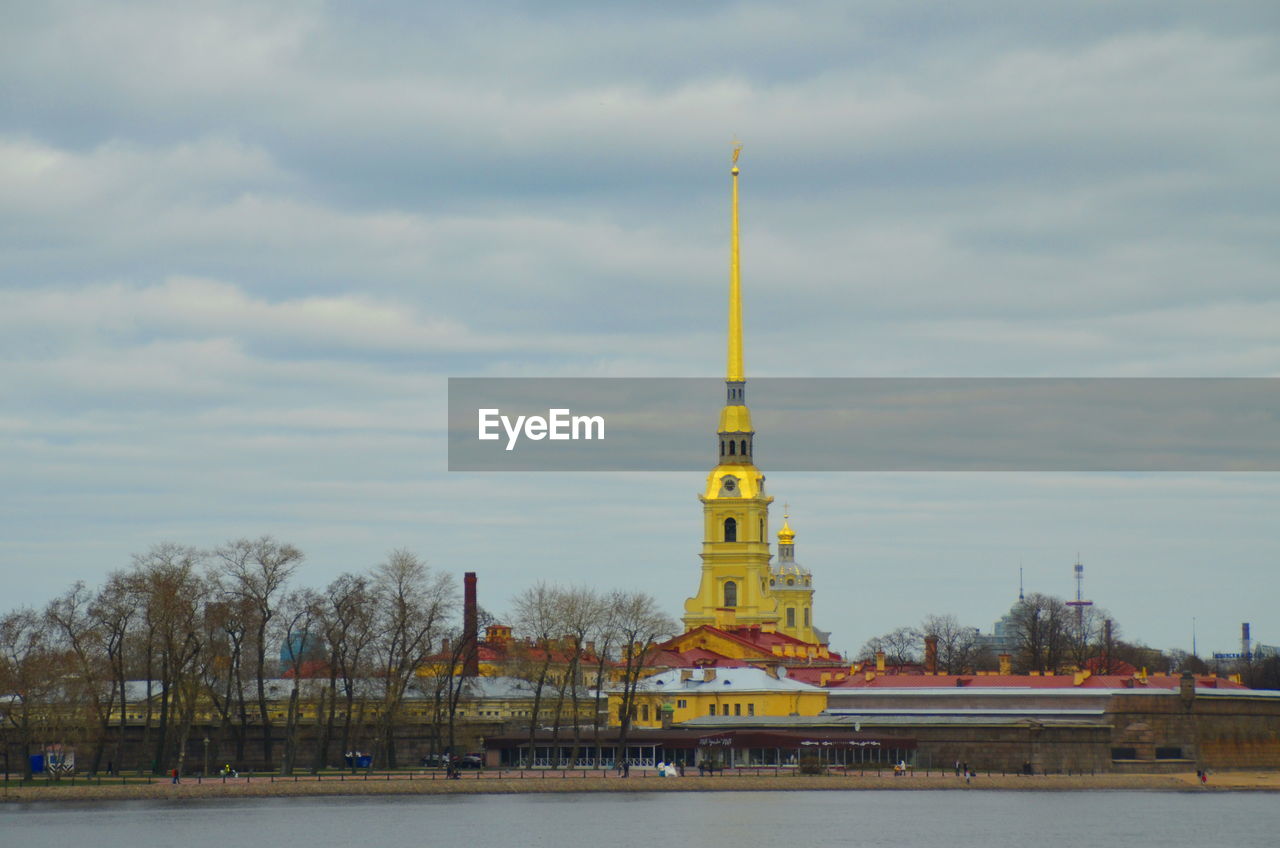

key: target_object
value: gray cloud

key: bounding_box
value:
[2,1,1278,655]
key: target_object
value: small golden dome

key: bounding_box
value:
[777,514,795,544]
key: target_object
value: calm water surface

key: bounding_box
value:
[1,791,1277,848]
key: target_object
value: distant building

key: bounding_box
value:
[975,597,1022,656]
[615,667,826,729]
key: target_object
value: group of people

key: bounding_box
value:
[169,763,240,783]
[954,761,978,783]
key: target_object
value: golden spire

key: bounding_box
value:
[727,142,743,382]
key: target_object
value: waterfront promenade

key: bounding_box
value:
[4,769,1278,802]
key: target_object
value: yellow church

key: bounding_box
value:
[671,148,838,666]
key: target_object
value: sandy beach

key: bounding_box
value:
[3,770,1278,803]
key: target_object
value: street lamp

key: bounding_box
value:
[202,736,210,777]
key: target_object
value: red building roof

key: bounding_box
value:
[826,672,1249,690]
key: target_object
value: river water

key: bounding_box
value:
[1,790,1276,847]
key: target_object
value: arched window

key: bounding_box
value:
[740,440,747,455]
[728,441,736,455]
[720,440,725,456]
[759,519,764,540]
[723,517,737,542]
[786,607,796,628]
[804,608,810,627]
[723,580,738,608]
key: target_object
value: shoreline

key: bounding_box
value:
[4,771,1278,803]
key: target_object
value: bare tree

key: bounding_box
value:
[369,550,454,769]
[557,587,606,766]
[427,604,496,762]
[586,599,622,757]
[45,582,113,773]
[90,572,136,773]
[1109,638,1166,675]
[510,582,564,767]
[279,589,322,775]
[1065,604,1110,670]
[214,536,303,770]
[859,626,922,666]
[920,614,987,674]
[1164,648,1209,676]
[0,608,60,780]
[1241,653,1280,690]
[132,544,208,775]
[609,590,676,769]
[199,593,255,767]
[316,572,376,771]
[1009,592,1071,673]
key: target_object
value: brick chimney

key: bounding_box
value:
[1102,618,1113,674]
[924,635,938,675]
[1179,670,1196,704]
[462,572,480,677]
[998,653,1012,675]
[875,650,886,672]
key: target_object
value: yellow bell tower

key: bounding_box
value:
[770,511,821,644]
[683,146,779,632]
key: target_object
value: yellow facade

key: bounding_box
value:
[614,669,828,729]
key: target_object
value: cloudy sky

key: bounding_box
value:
[3,1,1278,657]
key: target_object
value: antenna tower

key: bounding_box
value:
[1065,555,1094,638]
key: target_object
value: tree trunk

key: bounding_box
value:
[142,643,154,774]
[315,680,335,771]
[282,686,300,775]
[255,629,273,769]
[523,660,551,768]
[153,672,170,774]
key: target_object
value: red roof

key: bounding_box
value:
[827,672,1249,690]
[645,648,753,669]
[782,666,854,685]
[663,625,843,663]
[1081,656,1138,675]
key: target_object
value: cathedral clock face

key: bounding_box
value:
[722,478,736,493]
